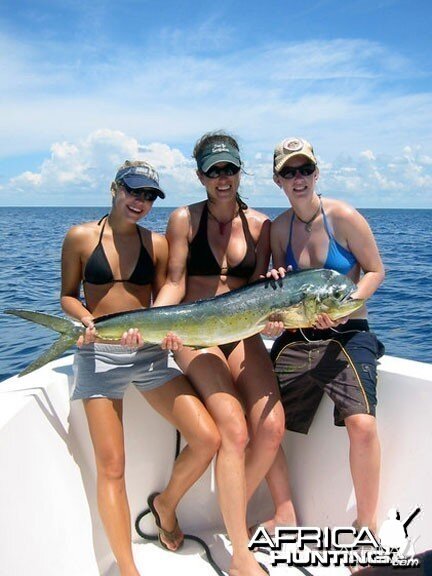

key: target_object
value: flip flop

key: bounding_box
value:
[147,492,184,552]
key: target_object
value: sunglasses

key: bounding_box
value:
[279,164,316,179]
[202,164,241,179]
[121,182,159,202]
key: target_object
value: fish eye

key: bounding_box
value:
[333,289,342,299]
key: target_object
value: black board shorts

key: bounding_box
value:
[270,320,385,434]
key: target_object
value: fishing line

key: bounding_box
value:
[299,327,363,342]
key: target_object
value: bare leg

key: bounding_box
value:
[345,414,380,533]
[175,347,268,576]
[227,335,285,501]
[142,375,220,549]
[258,446,297,533]
[84,398,140,576]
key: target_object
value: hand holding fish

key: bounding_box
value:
[160,332,184,352]
[261,314,285,337]
[120,328,144,349]
[261,267,291,337]
[313,287,359,329]
[313,312,349,330]
[77,315,96,348]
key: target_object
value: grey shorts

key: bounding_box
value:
[71,342,182,400]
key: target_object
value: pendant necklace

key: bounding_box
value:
[294,195,322,232]
[207,203,239,235]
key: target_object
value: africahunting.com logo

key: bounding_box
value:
[249,507,421,570]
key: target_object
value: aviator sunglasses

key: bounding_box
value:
[202,164,241,179]
[121,181,159,202]
[279,163,316,179]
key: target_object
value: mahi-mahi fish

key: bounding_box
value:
[5,269,363,376]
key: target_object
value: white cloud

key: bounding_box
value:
[3,129,432,208]
[1,32,431,164]
[0,26,431,207]
[6,130,199,205]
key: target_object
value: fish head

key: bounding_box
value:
[312,270,364,321]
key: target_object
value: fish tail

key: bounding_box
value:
[4,309,82,377]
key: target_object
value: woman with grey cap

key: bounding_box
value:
[264,137,385,536]
[61,160,220,576]
[154,132,285,576]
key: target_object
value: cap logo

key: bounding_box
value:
[282,138,304,153]
[211,143,230,154]
[117,164,159,183]
[133,165,158,182]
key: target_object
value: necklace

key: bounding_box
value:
[207,203,239,235]
[293,196,322,232]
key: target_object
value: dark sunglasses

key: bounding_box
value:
[202,164,241,179]
[121,182,159,202]
[279,163,316,179]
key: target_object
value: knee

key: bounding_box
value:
[346,416,379,447]
[257,410,285,450]
[194,424,221,459]
[96,450,125,481]
[219,419,249,455]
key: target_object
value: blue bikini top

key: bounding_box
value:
[285,200,357,275]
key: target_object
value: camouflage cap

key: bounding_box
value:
[273,137,317,173]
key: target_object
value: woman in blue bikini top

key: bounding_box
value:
[270,136,384,327]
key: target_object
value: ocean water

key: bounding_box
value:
[0,206,431,382]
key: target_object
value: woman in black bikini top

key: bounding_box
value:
[152,131,288,576]
[60,160,219,576]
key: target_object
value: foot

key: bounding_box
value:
[118,568,141,576]
[147,492,184,552]
[353,518,377,536]
[229,551,269,576]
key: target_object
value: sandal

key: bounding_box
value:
[147,492,184,552]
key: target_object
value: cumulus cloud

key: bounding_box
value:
[3,129,432,207]
[6,130,199,205]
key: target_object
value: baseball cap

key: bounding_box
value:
[196,142,241,173]
[115,162,165,199]
[273,137,317,173]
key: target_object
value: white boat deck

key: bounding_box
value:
[1,351,431,575]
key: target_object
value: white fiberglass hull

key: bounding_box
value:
[0,351,431,576]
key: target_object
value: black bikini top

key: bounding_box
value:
[83,215,154,286]
[186,204,256,278]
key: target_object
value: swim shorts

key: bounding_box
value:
[270,320,385,434]
[72,342,182,400]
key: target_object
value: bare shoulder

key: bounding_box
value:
[169,202,205,237]
[271,209,291,230]
[167,204,196,226]
[324,198,372,240]
[324,198,362,223]
[63,221,99,247]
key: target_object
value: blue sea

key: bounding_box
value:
[0,207,431,382]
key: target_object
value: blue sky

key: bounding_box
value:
[0,0,431,207]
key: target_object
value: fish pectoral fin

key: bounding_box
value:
[279,303,309,329]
